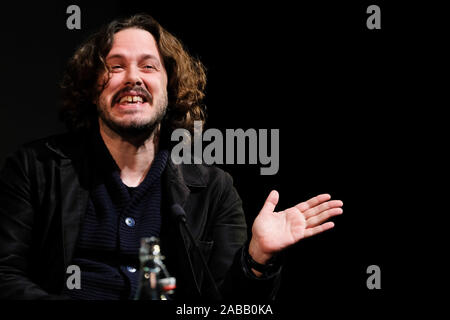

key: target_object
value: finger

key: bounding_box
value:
[303,222,335,239]
[261,190,279,214]
[306,207,343,228]
[295,194,331,212]
[303,200,343,219]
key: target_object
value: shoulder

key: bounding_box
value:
[24,130,88,155]
[175,162,234,188]
[165,158,236,197]
[3,131,90,171]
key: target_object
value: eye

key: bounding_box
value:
[110,65,123,71]
[144,65,155,69]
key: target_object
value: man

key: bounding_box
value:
[0,14,343,300]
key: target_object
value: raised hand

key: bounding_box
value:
[249,191,343,265]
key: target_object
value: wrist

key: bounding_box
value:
[248,238,273,265]
[244,239,281,277]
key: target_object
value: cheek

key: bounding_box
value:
[105,75,122,90]
[101,78,122,99]
[145,72,168,91]
[161,73,168,90]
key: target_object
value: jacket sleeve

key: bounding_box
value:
[0,149,66,300]
[209,171,281,301]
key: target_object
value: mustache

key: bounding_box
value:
[112,86,153,105]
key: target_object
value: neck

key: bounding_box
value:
[99,120,160,187]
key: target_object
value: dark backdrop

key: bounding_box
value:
[0,0,434,315]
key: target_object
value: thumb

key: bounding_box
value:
[261,190,279,213]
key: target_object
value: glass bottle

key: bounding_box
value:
[134,237,176,300]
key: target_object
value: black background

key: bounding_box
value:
[0,0,442,317]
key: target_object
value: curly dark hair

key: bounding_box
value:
[60,13,207,133]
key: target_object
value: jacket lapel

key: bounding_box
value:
[58,158,89,269]
[45,134,91,275]
[162,160,191,207]
[161,160,212,299]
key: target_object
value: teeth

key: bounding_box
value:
[119,96,144,104]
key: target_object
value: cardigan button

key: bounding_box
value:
[127,266,137,273]
[125,217,135,227]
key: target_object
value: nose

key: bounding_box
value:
[124,66,142,86]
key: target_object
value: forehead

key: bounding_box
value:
[107,28,160,59]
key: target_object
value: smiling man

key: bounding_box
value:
[95,27,169,188]
[0,14,343,300]
[97,28,168,143]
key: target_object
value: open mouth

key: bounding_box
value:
[114,89,151,107]
[117,95,147,105]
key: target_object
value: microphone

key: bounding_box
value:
[170,204,221,300]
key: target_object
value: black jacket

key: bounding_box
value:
[0,131,280,300]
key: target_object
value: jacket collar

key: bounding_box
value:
[44,130,208,187]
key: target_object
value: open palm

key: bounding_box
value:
[251,191,343,258]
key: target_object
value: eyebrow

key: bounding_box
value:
[106,53,161,62]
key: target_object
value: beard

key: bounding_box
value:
[97,89,168,141]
